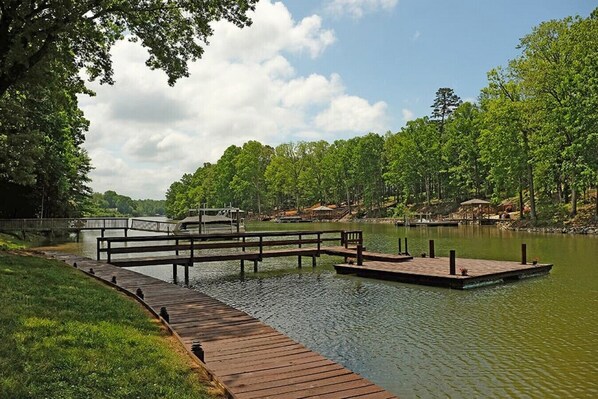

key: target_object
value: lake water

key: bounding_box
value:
[47,221,597,398]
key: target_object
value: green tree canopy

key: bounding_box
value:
[0,0,258,96]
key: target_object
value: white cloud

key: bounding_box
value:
[80,0,390,199]
[314,95,387,132]
[325,0,398,19]
[401,108,414,122]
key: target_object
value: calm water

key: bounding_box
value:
[47,221,597,398]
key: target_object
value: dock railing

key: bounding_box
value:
[0,217,129,231]
[130,218,178,234]
[342,230,363,249]
[96,230,347,265]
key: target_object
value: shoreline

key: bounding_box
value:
[352,217,598,235]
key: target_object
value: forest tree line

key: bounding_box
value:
[166,10,598,221]
[86,191,165,217]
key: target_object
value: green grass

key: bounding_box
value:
[0,233,27,250]
[0,252,221,399]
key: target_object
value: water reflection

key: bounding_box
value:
[41,222,598,398]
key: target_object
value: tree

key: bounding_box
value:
[514,11,598,216]
[431,87,462,200]
[352,133,385,213]
[232,141,272,215]
[443,102,486,199]
[0,0,258,97]
[431,87,462,136]
[479,68,538,220]
[212,145,241,207]
[0,60,91,218]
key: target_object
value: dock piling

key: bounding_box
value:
[398,238,402,254]
[357,244,364,266]
[521,243,527,265]
[191,340,205,362]
[253,260,258,273]
[449,250,456,275]
[172,264,177,281]
[240,259,245,272]
[312,256,316,267]
[159,307,170,323]
[184,265,189,285]
[404,237,409,255]
[429,240,435,258]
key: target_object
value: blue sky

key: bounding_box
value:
[79,0,595,199]
[285,0,596,124]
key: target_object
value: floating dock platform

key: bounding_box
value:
[334,257,553,289]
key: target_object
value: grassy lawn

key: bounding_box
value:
[0,251,221,399]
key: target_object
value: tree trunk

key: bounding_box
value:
[527,163,537,221]
[519,186,524,220]
[425,177,431,205]
[571,181,577,217]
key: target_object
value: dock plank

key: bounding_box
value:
[44,251,397,399]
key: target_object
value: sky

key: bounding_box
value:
[78,0,596,200]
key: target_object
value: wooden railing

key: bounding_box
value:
[96,230,346,264]
[0,217,129,231]
[342,230,363,248]
[130,218,177,233]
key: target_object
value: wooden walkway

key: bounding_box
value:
[45,251,398,399]
[335,257,553,289]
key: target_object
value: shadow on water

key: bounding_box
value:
[42,221,598,398]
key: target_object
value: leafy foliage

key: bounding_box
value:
[0,0,258,96]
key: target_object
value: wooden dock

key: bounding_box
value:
[335,257,553,289]
[45,251,398,399]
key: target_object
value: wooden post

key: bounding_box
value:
[317,233,321,253]
[253,260,258,273]
[259,236,263,260]
[298,233,302,268]
[172,264,177,281]
[449,250,456,275]
[429,240,435,258]
[184,265,189,285]
[240,260,245,273]
[189,237,194,264]
[107,241,111,263]
[404,237,409,255]
[175,238,179,256]
[191,340,205,362]
[521,243,527,265]
[236,209,240,234]
[312,256,316,267]
[96,238,101,260]
[357,244,363,266]
[124,228,128,237]
[101,228,105,238]
[198,212,202,235]
[398,238,402,255]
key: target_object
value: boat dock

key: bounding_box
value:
[44,251,398,399]
[334,241,552,289]
[335,257,552,289]
[95,231,551,289]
